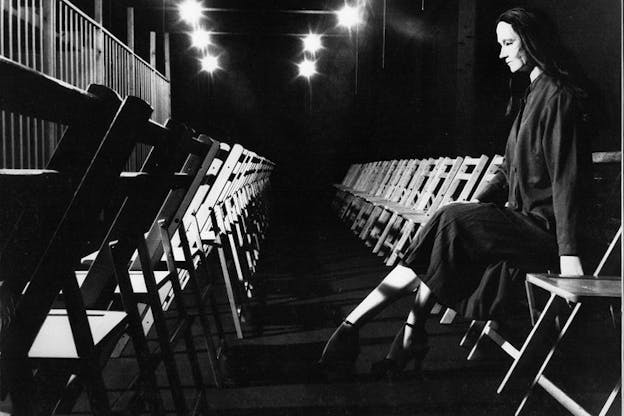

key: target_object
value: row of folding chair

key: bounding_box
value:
[0,56,275,415]
[333,154,502,267]
[332,151,621,415]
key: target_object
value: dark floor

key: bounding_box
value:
[2,192,620,415]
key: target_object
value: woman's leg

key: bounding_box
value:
[370,283,436,377]
[318,265,419,369]
[387,283,436,361]
[345,264,419,327]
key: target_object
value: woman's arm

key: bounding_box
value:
[541,91,586,258]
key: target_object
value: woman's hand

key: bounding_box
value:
[559,255,584,276]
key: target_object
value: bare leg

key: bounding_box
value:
[318,264,419,371]
[387,283,436,361]
[346,264,419,327]
[370,283,436,378]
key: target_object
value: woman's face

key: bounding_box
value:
[496,21,530,73]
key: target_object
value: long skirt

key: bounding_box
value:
[401,202,558,320]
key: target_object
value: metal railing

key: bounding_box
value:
[0,0,171,169]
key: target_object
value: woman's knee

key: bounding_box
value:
[380,264,419,292]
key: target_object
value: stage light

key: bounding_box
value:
[297,59,317,78]
[302,33,323,54]
[336,4,362,28]
[178,0,204,26]
[191,29,211,48]
[200,54,220,73]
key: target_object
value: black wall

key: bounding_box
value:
[93,0,621,195]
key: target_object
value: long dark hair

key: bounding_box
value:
[497,8,570,81]
[497,8,587,115]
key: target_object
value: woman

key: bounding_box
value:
[318,7,591,378]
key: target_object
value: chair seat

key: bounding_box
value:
[399,211,431,221]
[75,269,189,310]
[526,274,621,303]
[28,309,127,359]
[362,195,393,203]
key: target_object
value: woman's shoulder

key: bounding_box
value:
[537,74,587,109]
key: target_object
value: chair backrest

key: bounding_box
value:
[439,155,489,206]
[134,133,222,269]
[354,161,383,192]
[398,158,441,207]
[472,154,504,198]
[372,160,400,197]
[415,157,464,213]
[0,59,123,293]
[378,160,408,199]
[340,164,360,186]
[384,159,419,202]
[79,124,220,307]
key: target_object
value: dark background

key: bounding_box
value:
[77,0,621,195]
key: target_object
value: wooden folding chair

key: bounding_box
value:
[374,156,466,265]
[188,143,250,338]
[342,159,404,225]
[336,161,385,218]
[0,60,154,414]
[68,125,225,414]
[494,225,621,416]
[364,158,442,252]
[332,162,372,213]
[347,159,410,231]
[351,159,419,237]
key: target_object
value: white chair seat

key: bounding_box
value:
[28,309,127,359]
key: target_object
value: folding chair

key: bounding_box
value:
[69,125,224,414]
[346,159,410,231]
[189,143,250,338]
[365,158,442,252]
[375,156,466,265]
[0,61,154,414]
[342,159,403,225]
[336,161,384,218]
[496,225,621,416]
[351,159,419,237]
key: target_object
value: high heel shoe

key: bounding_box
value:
[317,321,360,380]
[371,323,429,380]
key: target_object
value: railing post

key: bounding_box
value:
[163,32,171,121]
[149,31,156,118]
[42,0,57,162]
[127,7,135,96]
[94,0,104,84]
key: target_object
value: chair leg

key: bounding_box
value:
[524,279,537,326]
[372,212,398,254]
[135,239,188,415]
[359,206,380,240]
[177,224,222,388]
[110,243,164,415]
[439,308,457,324]
[214,226,244,339]
[513,301,583,416]
[599,378,621,416]
[386,221,414,266]
[459,320,483,348]
[156,228,212,414]
[498,294,571,394]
